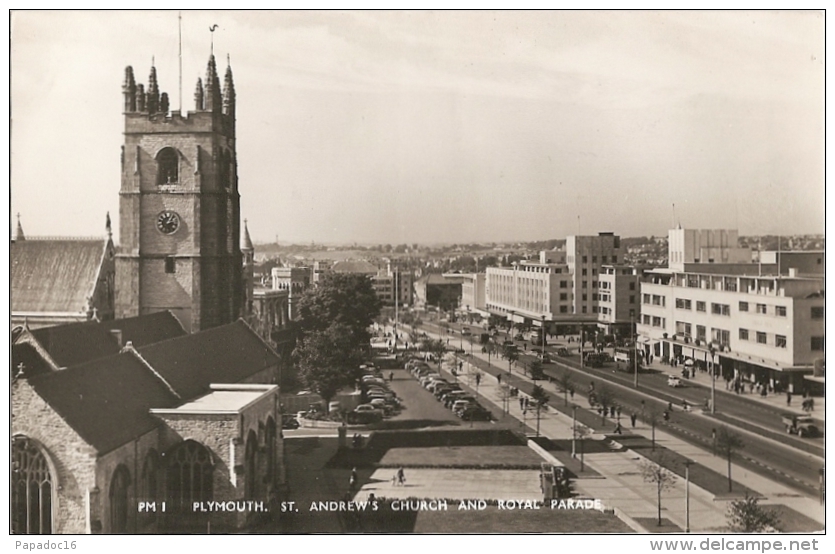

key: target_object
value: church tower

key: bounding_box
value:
[115,55,243,332]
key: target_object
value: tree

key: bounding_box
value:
[502,344,519,375]
[294,323,365,405]
[726,493,781,533]
[555,370,573,406]
[528,358,544,381]
[716,426,744,492]
[595,384,615,425]
[639,453,678,527]
[530,385,550,437]
[483,341,497,365]
[422,338,447,369]
[295,272,382,349]
[645,405,662,451]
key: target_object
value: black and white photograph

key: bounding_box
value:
[8,9,826,542]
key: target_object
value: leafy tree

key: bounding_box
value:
[502,344,519,375]
[295,272,382,348]
[595,384,615,425]
[639,453,678,527]
[483,341,497,365]
[528,358,544,381]
[555,370,573,406]
[294,323,365,405]
[422,338,447,369]
[726,493,781,533]
[530,384,550,437]
[716,426,744,492]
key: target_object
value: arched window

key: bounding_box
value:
[140,450,159,525]
[12,436,53,534]
[245,430,258,500]
[156,147,179,185]
[265,418,276,487]
[166,441,213,513]
[109,465,131,534]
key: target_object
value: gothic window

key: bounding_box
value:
[156,147,179,185]
[166,441,213,512]
[140,450,159,524]
[110,465,131,534]
[12,437,53,534]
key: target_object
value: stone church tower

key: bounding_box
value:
[115,55,243,332]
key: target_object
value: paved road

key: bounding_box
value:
[421,321,824,499]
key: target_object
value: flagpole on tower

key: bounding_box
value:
[178,12,183,112]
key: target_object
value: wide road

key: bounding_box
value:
[419,320,825,499]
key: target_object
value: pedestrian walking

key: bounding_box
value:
[787,391,792,406]
[663,410,670,422]
[497,373,502,384]
[349,467,358,491]
[614,422,622,435]
[630,413,637,427]
[389,371,394,382]
[396,467,406,486]
[519,397,525,410]
[569,387,575,400]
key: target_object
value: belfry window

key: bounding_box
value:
[157,147,179,185]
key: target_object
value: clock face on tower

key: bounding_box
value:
[156,211,181,235]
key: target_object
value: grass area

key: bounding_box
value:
[634,517,683,533]
[616,436,756,498]
[766,504,824,533]
[379,446,543,469]
[413,505,633,533]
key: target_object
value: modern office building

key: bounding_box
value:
[637,230,824,393]
[597,265,642,337]
[565,233,624,316]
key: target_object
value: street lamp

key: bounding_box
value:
[632,314,638,388]
[709,344,717,414]
[684,460,694,533]
[571,405,578,459]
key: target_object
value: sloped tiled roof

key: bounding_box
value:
[11,239,108,314]
[11,343,52,378]
[137,320,280,401]
[100,311,187,348]
[27,311,187,369]
[331,260,378,274]
[28,352,180,454]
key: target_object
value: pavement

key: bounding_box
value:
[409,325,825,533]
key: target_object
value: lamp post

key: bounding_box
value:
[571,405,578,458]
[684,460,693,533]
[709,344,717,414]
[541,314,547,359]
[632,314,638,388]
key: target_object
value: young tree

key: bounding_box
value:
[716,426,744,492]
[639,454,678,527]
[726,493,781,533]
[530,384,550,437]
[483,341,497,365]
[528,358,544,381]
[422,338,447,369]
[595,384,615,425]
[502,344,519,375]
[555,370,573,406]
[645,405,662,451]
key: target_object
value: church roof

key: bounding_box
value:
[11,238,110,315]
[137,320,280,401]
[331,260,378,275]
[27,311,187,369]
[27,351,181,454]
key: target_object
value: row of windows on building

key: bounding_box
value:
[567,255,620,264]
[668,298,824,320]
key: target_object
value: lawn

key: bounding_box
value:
[412,505,633,533]
[378,446,543,469]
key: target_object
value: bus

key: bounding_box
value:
[614,348,641,370]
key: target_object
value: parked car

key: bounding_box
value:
[556,347,570,357]
[667,375,682,388]
[459,405,492,421]
[426,379,449,393]
[281,415,300,429]
[452,399,474,413]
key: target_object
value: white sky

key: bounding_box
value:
[9,10,825,244]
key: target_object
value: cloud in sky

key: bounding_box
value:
[10,10,824,244]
